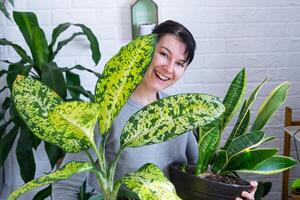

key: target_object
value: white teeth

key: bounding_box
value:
[155,71,169,81]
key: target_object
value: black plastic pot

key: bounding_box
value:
[169,164,251,200]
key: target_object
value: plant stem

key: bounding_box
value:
[107,149,123,195]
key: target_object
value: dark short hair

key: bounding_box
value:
[152,20,196,65]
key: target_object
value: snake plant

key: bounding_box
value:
[8,34,225,200]
[0,10,101,190]
[195,68,297,177]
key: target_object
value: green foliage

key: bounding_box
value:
[7,161,94,200]
[121,163,181,200]
[8,34,225,200]
[196,68,297,176]
[120,93,224,148]
[95,34,156,135]
[0,0,14,19]
[0,10,100,185]
[292,179,300,195]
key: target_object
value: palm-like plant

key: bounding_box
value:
[8,34,225,200]
[0,10,100,186]
[195,68,297,177]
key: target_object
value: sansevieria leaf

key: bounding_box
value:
[226,131,265,158]
[95,34,156,135]
[236,155,297,175]
[224,78,267,149]
[220,68,246,132]
[196,126,220,175]
[12,76,86,152]
[120,93,224,148]
[251,82,289,131]
[121,163,181,200]
[7,161,94,200]
[48,101,99,148]
[225,148,278,171]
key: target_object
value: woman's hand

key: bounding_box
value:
[235,181,258,200]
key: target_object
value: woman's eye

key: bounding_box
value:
[177,62,185,68]
[160,52,168,58]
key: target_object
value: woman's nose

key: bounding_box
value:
[163,62,173,73]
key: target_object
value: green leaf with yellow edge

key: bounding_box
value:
[121,163,181,200]
[7,161,94,200]
[225,148,278,171]
[95,34,156,135]
[12,76,87,152]
[120,93,225,148]
[224,78,267,149]
[251,82,289,131]
[236,155,297,175]
[48,101,99,148]
[226,131,265,158]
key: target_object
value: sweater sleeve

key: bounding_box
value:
[186,131,198,165]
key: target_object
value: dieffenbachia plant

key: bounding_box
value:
[0,10,101,190]
[195,68,297,176]
[8,34,225,200]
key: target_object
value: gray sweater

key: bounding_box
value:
[52,92,198,199]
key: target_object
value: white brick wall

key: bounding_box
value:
[1,0,300,199]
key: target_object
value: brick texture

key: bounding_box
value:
[1,0,300,199]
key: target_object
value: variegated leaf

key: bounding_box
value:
[220,68,247,132]
[95,34,156,135]
[195,125,220,175]
[224,77,267,149]
[8,161,94,200]
[12,76,85,152]
[121,163,181,200]
[227,131,265,158]
[120,93,225,148]
[251,82,289,131]
[236,155,297,175]
[48,101,100,149]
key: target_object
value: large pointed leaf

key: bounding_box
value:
[7,161,94,200]
[195,126,220,175]
[13,11,39,50]
[120,93,224,148]
[48,101,99,147]
[0,38,32,63]
[12,76,85,152]
[95,34,156,135]
[225,148,278,171]
[16,124,36,183]
[220,68,247,131]
[121,163,181,200]
[13,11,48,68]
[41,62,67,99]
[236,155,297,175]
[227,131,265,158]
[251,82,289,131]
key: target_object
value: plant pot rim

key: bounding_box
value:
[169,163,250,188]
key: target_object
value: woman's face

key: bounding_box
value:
[141,34,188,93]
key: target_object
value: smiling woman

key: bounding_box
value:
[52,20,256,200]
